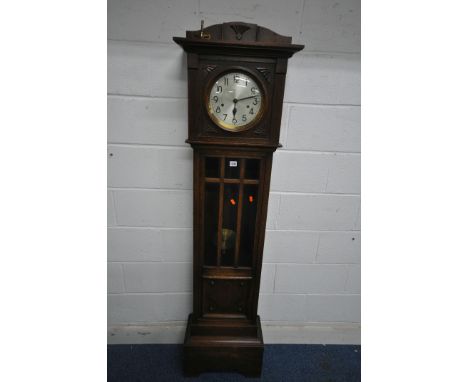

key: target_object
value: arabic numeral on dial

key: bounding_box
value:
[217,85,222,93]
[224,77,229,86]
[215,106,221,113]
[212,95,218,102]
[253,97,258,105]
[242,114,247,122]
[234,75,239,84]
[251,87,258,94]
[223,114,228,121]
[249,108,255,115]
[232,118,237,124]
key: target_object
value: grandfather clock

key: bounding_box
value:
[174,21,303,377]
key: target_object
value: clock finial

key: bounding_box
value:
[200,19,211,40]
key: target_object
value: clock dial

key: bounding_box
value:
[207,71,264,132]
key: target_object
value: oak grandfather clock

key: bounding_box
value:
[173,21,303,377]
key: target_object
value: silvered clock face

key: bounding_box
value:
[207,71,264,132]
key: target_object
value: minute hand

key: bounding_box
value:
[236,95,258,102]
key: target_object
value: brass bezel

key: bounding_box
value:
[205,69,267,133]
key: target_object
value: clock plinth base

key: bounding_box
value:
[183,314,264,377]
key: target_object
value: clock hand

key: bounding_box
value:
[235,95,258,102]
[232,98,238,118]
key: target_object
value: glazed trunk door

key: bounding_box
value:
[200,154,263,319]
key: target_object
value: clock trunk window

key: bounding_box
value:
[204,183,219,266]
[245,159,260,180]
[220,183,239,266]
[203,156,261,268]
[224,158,240,179]
[239,184,258,267]
[205,157,220,178]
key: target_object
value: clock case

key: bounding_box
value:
[174,22,303,377]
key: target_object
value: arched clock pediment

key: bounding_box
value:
[184,21,293,44]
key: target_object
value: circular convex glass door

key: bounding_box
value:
[206,71,265,132]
